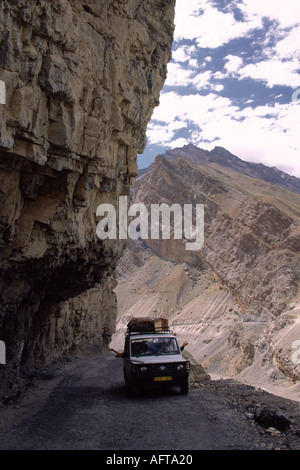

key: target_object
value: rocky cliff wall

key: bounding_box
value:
[0,0,175,395]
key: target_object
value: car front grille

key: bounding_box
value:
[151,363,178,373]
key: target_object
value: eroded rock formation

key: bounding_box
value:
[112,149,300,399]
[133,154,300,317]
[0,0,175,395]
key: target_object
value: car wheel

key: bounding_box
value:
[131,382,140,397]
[124,377,130,392]
[180,378,189,395]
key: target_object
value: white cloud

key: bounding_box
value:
[172,45,196,63]
[275,25,300,59]
[174,0,300,53]
[168,138,191,149]
[148,91,300,177]
[238,59,300,87]
[240,0,300,29]
[147,118,188,146]
[145,1,300,178]
[174,0,262,48]
[191,70,215,90]
[166,64,225,92]
[212,83,225,92]
[224,55,244,74]
[166,62,194,87]
[189,59,198,68]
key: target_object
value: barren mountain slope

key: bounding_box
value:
[140,144,300,194]
[112,153,300,400]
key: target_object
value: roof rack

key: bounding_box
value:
[126,328,173,336]
[126,317,170,335]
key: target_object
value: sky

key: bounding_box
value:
[138,0,300,178]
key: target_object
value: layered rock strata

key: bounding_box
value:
[112,153,300,398]
[0,0,175,395]
[134,155,300,317]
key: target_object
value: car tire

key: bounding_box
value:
[124,377,130,392]
[180,378,189,395]
[131,382,140,397]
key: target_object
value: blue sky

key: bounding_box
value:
[138,0,300,177]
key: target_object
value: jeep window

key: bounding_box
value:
[131,337,180,357]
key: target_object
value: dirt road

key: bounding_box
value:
[0,352,299,450]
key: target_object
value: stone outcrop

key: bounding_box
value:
[0,0,175,395]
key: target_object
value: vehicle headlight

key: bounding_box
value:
[141,366,147,372]
[177,364,184,371]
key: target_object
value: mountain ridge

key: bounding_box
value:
[139,144,300,195]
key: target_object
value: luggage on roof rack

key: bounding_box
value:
[127,317,169,333]
[127,317,155,333]
[154,317,169,332]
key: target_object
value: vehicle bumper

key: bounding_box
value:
[131,371,189,387]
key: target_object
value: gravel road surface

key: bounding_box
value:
[0,352,299,450]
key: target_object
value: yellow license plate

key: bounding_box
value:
[154,376,172,382]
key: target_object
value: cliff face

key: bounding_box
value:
[0,0,175,395]
[112,152,300,399]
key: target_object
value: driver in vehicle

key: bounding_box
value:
[131,341,149,356]
[110,339,188,358]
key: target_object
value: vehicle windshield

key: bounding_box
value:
[130,337,180,357]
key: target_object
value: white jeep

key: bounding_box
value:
[123,331,190,395]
